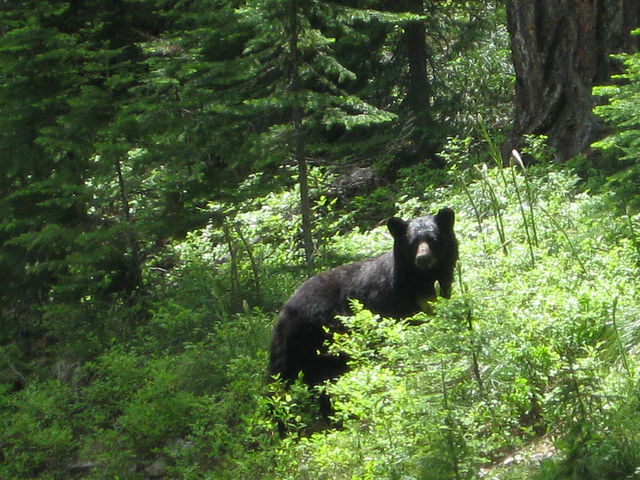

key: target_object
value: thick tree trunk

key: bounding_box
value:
[504,0,640,163]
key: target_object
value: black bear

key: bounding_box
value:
[268,207,458,389]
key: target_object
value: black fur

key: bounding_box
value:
[268,208,459,387]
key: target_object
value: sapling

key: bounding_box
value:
[457,266,484,391]
[440,358,462,480]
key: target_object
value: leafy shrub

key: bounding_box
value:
[0,381,77,479]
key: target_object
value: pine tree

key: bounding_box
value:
[235,0,401,261]
[0,1,165,358]
[592,28,640,205]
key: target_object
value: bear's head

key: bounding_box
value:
[387,208,456,270]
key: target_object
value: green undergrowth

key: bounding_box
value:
[269,165,640,480]
[3,162,640,479]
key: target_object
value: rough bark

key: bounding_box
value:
[504,0,640,163]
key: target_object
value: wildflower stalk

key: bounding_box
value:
[456,176,487,252]
[611,296,631,378]
[510,150,535,267]
[476,163,508,255]
[512,149,539,245]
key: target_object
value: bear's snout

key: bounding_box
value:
[415,242,435,268]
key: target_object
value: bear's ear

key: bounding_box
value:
[436,208,455,231]
[387,217,407,239]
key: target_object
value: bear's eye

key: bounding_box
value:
[426,237,442,250]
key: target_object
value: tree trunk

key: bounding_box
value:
[504,0,640,163]
[288,0,314,264]
[403,0,440,164]
[115,158,142,294]
[295,115,314,264]
[404,0,430,123]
